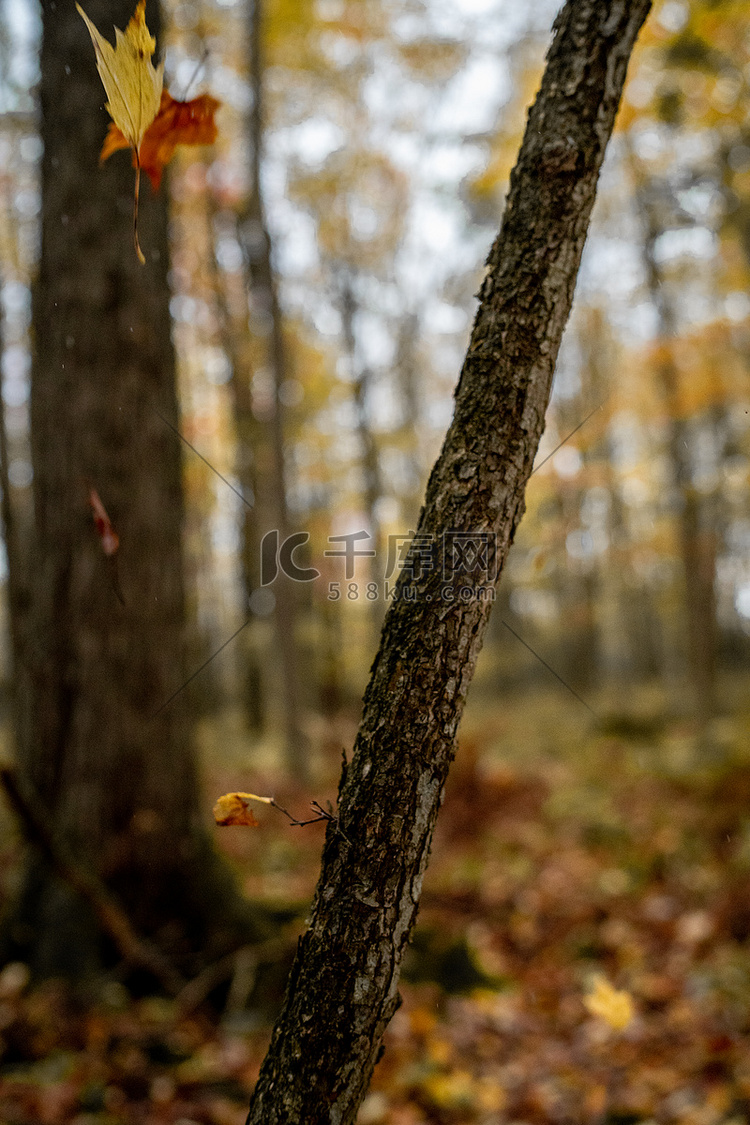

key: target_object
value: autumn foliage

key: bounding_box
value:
[4,705,750,1123]
[77,1,219,259]
[100,90,220,191]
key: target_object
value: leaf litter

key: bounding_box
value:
[2,700,750,1122]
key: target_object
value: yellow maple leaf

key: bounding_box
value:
[584,975,634,1032]
[77,0,163,152]
[77,0,164,262]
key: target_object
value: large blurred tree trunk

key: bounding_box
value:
[244,1,652,1121]
[5,0,256,980]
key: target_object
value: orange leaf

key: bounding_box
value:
[213,793,261,828]
[100,89,220,190]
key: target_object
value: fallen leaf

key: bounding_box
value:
[584,974,634,1031]
[213,793,266,827]
[100,90,220,190]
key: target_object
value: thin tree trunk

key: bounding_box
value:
[339,277,384,633]
[0,271,27,680]
[577,307,660,696]
[628,149,718,720]
[207,205,266,732]
[395,309,424,525]
[245,2,651,1121]
[243,0,307,778]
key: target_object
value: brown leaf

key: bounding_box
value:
[213,793,261,828]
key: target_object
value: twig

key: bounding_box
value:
[224,945,259,1015]
[173,948,238,1015]
[174,934,290,1017]
[178,47,209,101]
[270,798,352,845]
[0,766,185,995]
[133,159,145,265]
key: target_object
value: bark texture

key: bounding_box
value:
[8,0,256,979]
[245,1,652,1121]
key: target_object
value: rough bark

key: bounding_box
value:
[6,0,260,980]
[245,1,652,1122]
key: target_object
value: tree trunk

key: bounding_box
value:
[395,309,424,525]
[339,277,385,636]
[6,0,259,981]
[0,269,28,684]
[245,1,651,1121]
[242,0,308,779]
[208,205,267,733]
[628,148,718,721]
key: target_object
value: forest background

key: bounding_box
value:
[2,0,750,1122]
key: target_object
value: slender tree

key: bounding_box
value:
[244,1,652,1121]
[628,148,718,721]
[338,275,385,634]
[208,204,267,733]
[241,0,308,778]
[4,0,259,979]
[0,268,26,678]
[394,309,425,525]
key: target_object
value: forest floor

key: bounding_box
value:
[1,685,750,1124]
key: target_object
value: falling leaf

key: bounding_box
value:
[584,975,634,1031]
[88,487,125,605]
[76,0,163,153]
[100,89,221,190]
[88,488,119,558]
[77,0,164,263]
[213,792,273,828]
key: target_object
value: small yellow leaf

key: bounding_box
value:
[77,0,164,154]
[213,793,260,828]
[213,791,274,828]
[584,975,634,1031]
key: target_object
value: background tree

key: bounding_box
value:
[2,0,257,980]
